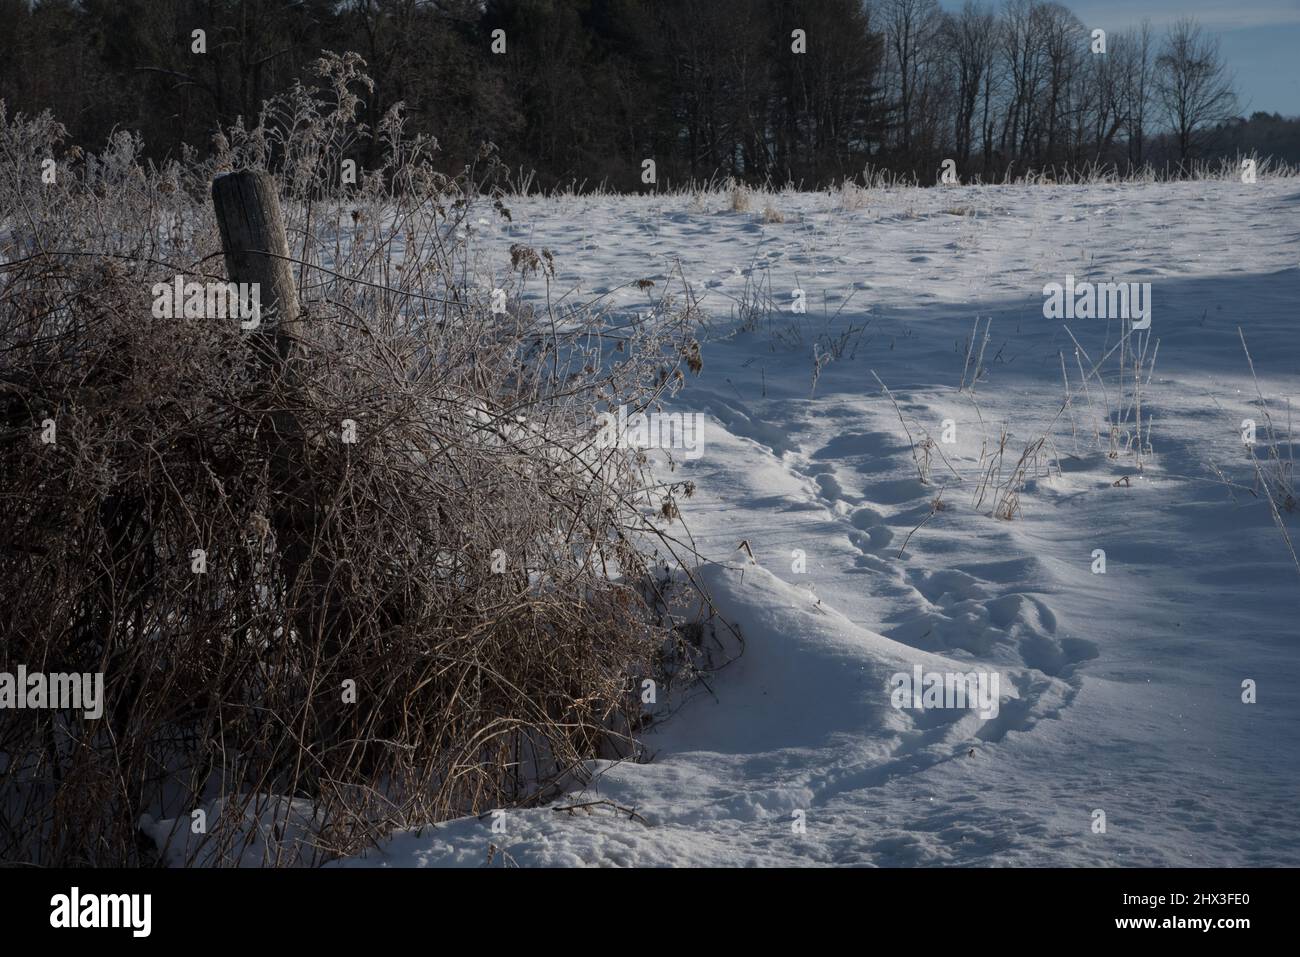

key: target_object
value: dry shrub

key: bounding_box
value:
[834,181,871,211]
[728,179,751,212]
[0,55,710,866]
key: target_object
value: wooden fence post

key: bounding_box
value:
[211,171,317,620]
[210,171,302,353]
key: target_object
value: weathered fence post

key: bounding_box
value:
[211,171,316,622]
[211,171,302,354]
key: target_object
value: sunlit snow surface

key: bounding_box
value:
[330,180,1300,867]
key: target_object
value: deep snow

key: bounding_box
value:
[334,180,1297,865]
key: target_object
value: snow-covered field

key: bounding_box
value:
[337,180,1300,867]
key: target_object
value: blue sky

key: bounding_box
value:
[939,0,1300,117]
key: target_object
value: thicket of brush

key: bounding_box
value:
[0,55,709,866]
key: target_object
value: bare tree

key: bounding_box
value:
[1117,21,1155,167]
[998,0,1046,164]
[1080,22,1132,164]
[1155,17,1238,164]
[944,0,998,168]
[1037,2,1086,164]
[884,0,943,157]
[977,11,1004,174]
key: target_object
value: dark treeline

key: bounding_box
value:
[2,0,1296,189]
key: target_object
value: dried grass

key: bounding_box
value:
[0,55,716,866]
